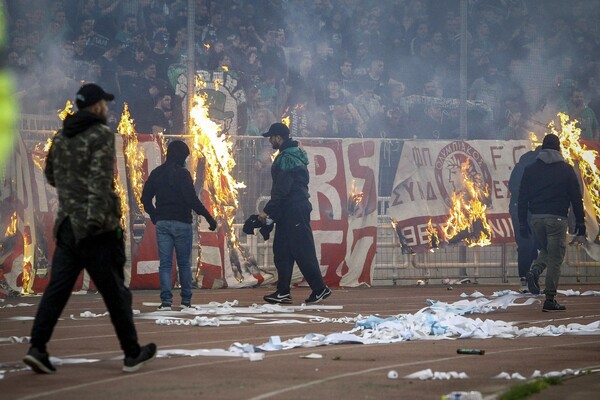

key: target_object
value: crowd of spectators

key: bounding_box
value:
[6,0,600,142]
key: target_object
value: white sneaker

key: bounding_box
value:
[519,277,529,293]
[156,303,172,311]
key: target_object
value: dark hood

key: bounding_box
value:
[166,140,190,167]
[62,110,107,138]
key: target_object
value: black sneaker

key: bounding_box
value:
[123,343,157,373]
[542,299,566,312]
[526,269,540,295]
[156,303,172,311]
[305,287,332,304]
[23,347,56,374]
[263,291,292,304]
[181,303,196,311]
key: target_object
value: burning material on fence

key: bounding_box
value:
[347,180,364,217]
[426,219,440,252]
[390,220,416,255]
[189,75,270,285]
[441,160,492,247]
[548,113,600,258]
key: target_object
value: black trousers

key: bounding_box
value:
[30,218,140,357]
[273,201,326,293]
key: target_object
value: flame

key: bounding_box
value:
[221,65,229,72]
[32,101,74,170]
[547,112,600,226]
[58,100,74,121]
[529,131,541,150]
[21,259,33,295]
[426,219,440,252]
[281,115,290,127]
[347,180,364,216]
[113,176,129,232]
[204,43,210,50]
[441,160,492,247]
[189,75,250,282]
[4,212,17,237]
[118,104,145,211]
[156,132,168,157]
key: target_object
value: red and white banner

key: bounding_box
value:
[305,139,380,287]
[1,135,380,293]
[387,140,532,252]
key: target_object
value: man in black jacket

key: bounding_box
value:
[518,134,586,311]
[258,123,332,304]
[141,140,217,311]
[508,146,541,292]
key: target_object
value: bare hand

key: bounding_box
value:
[258,211,268,224]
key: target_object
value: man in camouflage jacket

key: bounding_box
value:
[24,84,156,374]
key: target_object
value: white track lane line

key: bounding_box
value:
[13,339,600,400]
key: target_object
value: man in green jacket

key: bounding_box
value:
[258,123,332,304]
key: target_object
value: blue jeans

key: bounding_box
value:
[156,220,193,305]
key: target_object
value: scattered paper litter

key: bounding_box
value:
[48,357,100,365]
[0,303,34,309]
[300,353,323,359]
[460,291,485,298]
[157,347,264,361]
[0,336,30,344]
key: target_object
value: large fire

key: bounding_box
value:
[19,102,75,294]
[548,112,600,244]
[189,75,264,284]
[118,103,145,212]
[441,160,492,247]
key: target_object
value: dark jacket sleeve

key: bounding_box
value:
[44,141,56,188]
[141,173,156,219]
[508,161,524,205]
[567,166,585,224]
[517,167,531,225]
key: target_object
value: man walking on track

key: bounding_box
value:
[518,133,586,312]
[24,83,156,374]
[258,122,332,304]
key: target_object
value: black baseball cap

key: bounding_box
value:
[75,83,115,109]
[542,133,561,151]
[262,122,290,138]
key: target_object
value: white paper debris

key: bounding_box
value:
[48,357,100,365]
[0,336,30,344]
[403,369,468,380]
[0,303,34,309]
[300,353,323,359]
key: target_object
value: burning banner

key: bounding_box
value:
[388,140,522,253]
[547,113,600,260]
[189,75,272,288]
[440,159,492,247]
